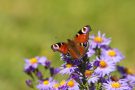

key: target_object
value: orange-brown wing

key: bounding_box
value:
[69,44,85,59]
[74,25,91,43]
[67,39,85,59]
[51,42,68,54]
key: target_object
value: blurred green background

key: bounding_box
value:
[0,0,135,90]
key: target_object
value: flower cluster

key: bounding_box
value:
[24,31,135,90]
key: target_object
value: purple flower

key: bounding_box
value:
[24,57,39,71]
[90,31,111,48]
[59,63,77,75]
[50,67,60,76]
[103,79,131,90]
[71,73,80,82]
[117,65,126,75]
[24,56,51,73]
[66,79,79,90]
[38,56,51,67]
[87,45,95,57]
[84,70,99,84]
[88,74,99,84]
[36,78,55,90]
[94,56,116,77]
[101,48,125,63]
[36,71,43,80]
[126,75,135,88]
[93,60,100,67]
[52,81,59,90]
[58,80,68,90]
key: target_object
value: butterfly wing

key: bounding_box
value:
[68,25,91,58]
[67,39,86,59]
[74,25,91,43]
[51,42,68,54]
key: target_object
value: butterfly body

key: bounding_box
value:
[51,25,91,59]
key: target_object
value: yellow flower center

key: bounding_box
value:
[126,68,134,75]
[85,70,93,77]
[66,64,72,68]
[67,80,75,87]
[43,80,49,85]
[108,50,116,57]
[60,80,66,86]
[94,36,103,43]
[53,83,59,88]
[30,58,38,64]
[99,60,107,68]
[111,82,121,88]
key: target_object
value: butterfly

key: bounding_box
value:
[51,25,91,59]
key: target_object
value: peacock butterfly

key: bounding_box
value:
[51,25,91,59]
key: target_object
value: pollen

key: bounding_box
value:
[60,80,66,86]
[66,64,72,68]
[94,36,103,43]
[53,83,59,88]
[99,60,107,68]
[67,80,75,87]
[111,82,121,88]
[108,50,116,57]
[85,70,93,77]
[43,80,49,85]
[30,58,38,64]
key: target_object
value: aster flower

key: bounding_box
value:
[58,80,68,90]
[50,67,60,76]
[87,45,95,57]
[84,70,99,84]
[90,31,111,48]
[36,78,55,90]
[66,79,79,90]
[102,79,131,90]
[36,71,43,80]
[59,63,77,75]
[71,73,81,83]
[117,65,126,75]
[24,57,39,72]
[94,56,116,77]
[38,56,51,68]
[102,48,125,63]
[126,75,135,88]
[52,82,59,90]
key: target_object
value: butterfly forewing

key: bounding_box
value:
[74,25,91,43]
[51,42,68,54]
